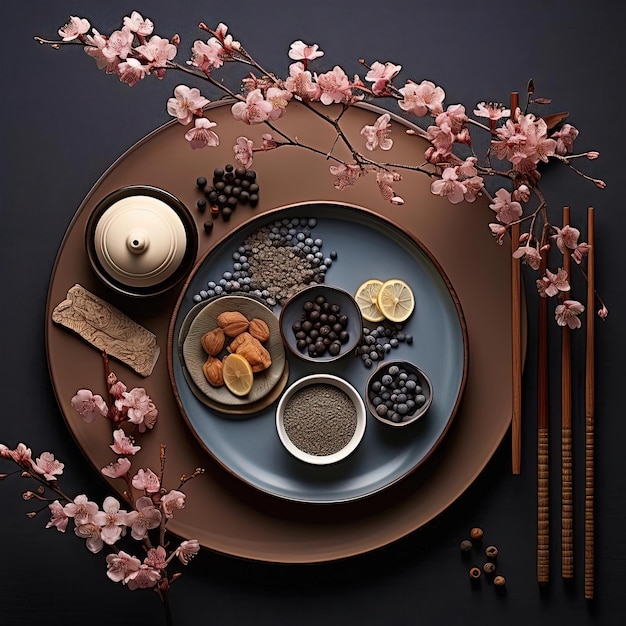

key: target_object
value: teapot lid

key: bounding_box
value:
[93,194,188,288]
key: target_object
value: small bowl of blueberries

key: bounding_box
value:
[279,284,362,364]
[365,360,433,427]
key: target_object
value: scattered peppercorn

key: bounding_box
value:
[196,198,207,212]
[196,176,207,189]
[470,527,484,541]
[203,220,214,234]
[485,545,499,560]
[493,575,506,587]
[460,539,473,553]
[483,561,496,576]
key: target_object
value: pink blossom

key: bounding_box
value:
[376,170,404,205]
[266,87,292,121]
[176,539,201,564]
[135,35,177,69]
[74,522,103,553]
[261,133,278,150]
[213,22,240,53]
[398,80,445,117]
[513,184,531,202]
[538,268,570,297]
[102,27,134,61]
[46,500,68,532]
[231,89,273,124]
[71,389,108,423]
[132,468,161,493]
[431,167,466,204]
[63,494,98,525]
[489,188,523,225]
[329,163,362,190]
[0,443,9,458]
[365,61,402,95]
[489,223,507,245]
[233,136,254,168]
[572,242,591,264]
[284,62,321,101]
[552,225,580,253]
[101,457,132,479]
[93,496,130,545]
[598,305,609,319]
[111,429,141,456]
[551,123,579,155]
[116,388,157,430]
[117,58,149,86]
[462,176,484,202]
[106,551,141,584]
[361,113,393,151]
[435,104,468,135]
[108,378,127,400]
[123,11,154,37]
[426,121,455,159]
[161,489,186,519]
[84,31,119,73]
[58,16,90,42]
[144,546,167,570]
[32,452,64,481]
[512,244,542,270]
[7,442,33,465]
[126,564,161,590]
[288,40,325,62]
[128,497,161,541]
[190,38,224,74]
[473,102,510,122]
[315,66,353,105]
[167,85,210,125]
[184,118,220,150]
[555,300,585,329]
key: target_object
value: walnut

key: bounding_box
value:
[231,334,272,372]
[216,311,249,337]
[202,356,224,387]
[201,327,226,356]
[248,318,271,342]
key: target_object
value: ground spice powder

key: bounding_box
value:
[283,384,357,456]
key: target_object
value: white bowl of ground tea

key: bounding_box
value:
[276,374,366,465]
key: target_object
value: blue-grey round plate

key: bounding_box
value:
[170,202,468,504]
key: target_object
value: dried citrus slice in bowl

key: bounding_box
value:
[222,353,254,396]
[354,279,385,323]
[376,279,415,323]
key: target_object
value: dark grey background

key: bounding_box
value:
[1,1,623,624]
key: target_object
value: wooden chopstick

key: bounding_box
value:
[584,207,595,599]
[510,92,523,475]
[561,206,574,579]
[537,251,550,584]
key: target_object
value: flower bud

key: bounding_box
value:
[586,151,599,160]
[593,178,606,189]
[597,305,608,319]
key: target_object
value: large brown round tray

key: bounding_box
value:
[46,101,514,563]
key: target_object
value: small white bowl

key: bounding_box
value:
[276,374,366,465]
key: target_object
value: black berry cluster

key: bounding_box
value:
[292,295,351,358]
[196,163,259,223]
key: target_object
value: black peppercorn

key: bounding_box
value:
[196,176,207,189]
[203,220,213,234]
[485,545,499,560]
[196,198,207,212]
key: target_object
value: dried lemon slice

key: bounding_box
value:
[376,279,415,323]
[222,353,254,396]
[354,279,385,323]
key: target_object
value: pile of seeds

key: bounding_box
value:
[356,324,413,368]
[282,383,357,456]
[193,217,336,308]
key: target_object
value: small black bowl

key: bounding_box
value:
[365,360,433,427]
[279,284,362,364]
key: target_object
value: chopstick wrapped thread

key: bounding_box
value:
[561,206,574,579]
[510,91,523,475]
[537,250,550,584]
[584,207,595,599]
